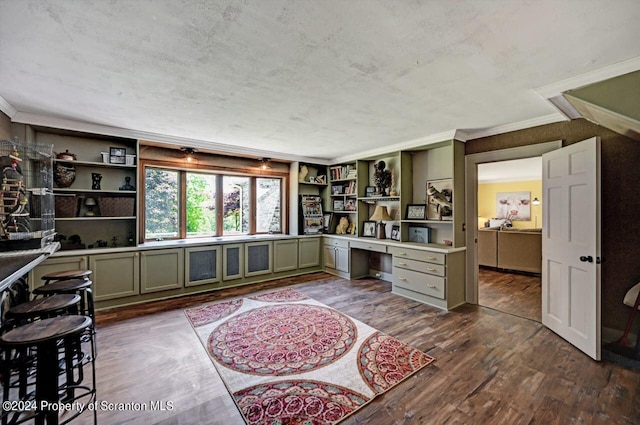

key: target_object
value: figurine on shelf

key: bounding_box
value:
[119,176,135,191]
[92,172,102,190]
[374,160,391,195]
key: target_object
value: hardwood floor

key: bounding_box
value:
[478,267,541,322]
[70,272,639,424]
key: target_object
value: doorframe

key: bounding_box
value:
[464,140,562,304]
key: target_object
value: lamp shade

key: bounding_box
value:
[532,197,541,206]
[369,205,393,221]
[85,197,97,206]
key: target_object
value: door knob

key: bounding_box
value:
[579,255,593,263]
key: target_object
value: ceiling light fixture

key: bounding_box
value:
[260,158,271,170]
[180,147,198,162]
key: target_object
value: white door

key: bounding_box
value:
[542,137,601,360]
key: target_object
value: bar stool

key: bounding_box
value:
[0,316,96,425]
[33,280,96,360]
[40,270,92,285]
[2,295,82,419]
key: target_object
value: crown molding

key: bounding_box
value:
[463,113,566,141]
[0,96,17,118]
[10,111,331,165]
[330,129,465,164]
[534,56,640,99]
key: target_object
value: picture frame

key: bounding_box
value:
[390,225,400,241]
[331,185,342,195]
[365,186,376,197]
[496,191,531,221]
[426,178,453,221]
[361,221,376,238]
[109,147,126,164]
[333,199,344,211]
[406,204,426,220]
[344,199,356,211]
[408,226,430,243]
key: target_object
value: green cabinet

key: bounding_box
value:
[140,248,184,293]
[298,238,321,269]
[90,251,140,301]
[273,239,298,273]
[29,255,89,291]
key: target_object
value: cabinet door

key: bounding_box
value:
[29,255,89,291]
[274,240,298,273]
[140,248,184,293]
[245,241,273,277]
[223,244,244,281]
[185,246,221,287]
[324,245,337,269]
[90,251,140,301]
[299,238,321,268]
[335,247,350,273]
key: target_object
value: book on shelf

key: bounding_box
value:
[330,164,356,180]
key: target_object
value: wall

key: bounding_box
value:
[0,111,10,139]
[478,180,542,229]
[467,118,640,335]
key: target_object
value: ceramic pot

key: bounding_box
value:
[54,162,76,188]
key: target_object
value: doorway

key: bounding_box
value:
[476,158,543,321]
[464,141,562,315]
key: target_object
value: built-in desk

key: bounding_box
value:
[322,235,466,310]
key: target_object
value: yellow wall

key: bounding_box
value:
[478,180,542,229]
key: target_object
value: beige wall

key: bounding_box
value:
[467,118,640,334]
[0,111,10,140]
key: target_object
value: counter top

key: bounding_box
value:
[323,234,466,254]
[49,232,464,257]
[0,242,60,291]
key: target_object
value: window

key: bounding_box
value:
[145,168,179,240]
[143,166,285,240]
[256,177,281,233]
[222,176,250,235]
[186,173,217,237]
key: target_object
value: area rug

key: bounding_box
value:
[185,288,434,424]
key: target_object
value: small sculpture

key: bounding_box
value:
[335,216,350,234]
[92,173,102,190]
[374,161,392,195]
[299,164,309,182]
[119,176,135,191]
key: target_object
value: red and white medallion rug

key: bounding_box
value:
[185,288,434,424]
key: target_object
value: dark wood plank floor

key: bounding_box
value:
[478,267,541,322]
[70,272,639,424]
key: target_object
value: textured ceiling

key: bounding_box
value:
[1,0,639,162]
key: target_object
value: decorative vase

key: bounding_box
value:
[53,163,76,188]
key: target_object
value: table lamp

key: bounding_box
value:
[85,197,97,216]
[369,205,393,239]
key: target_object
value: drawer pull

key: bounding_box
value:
[427,256,437,260]
[427,267,436,271]
[399,277,407,281]
[398,252,407,256]
[398,262,407,266]
[426,284,436,288]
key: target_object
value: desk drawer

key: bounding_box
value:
[393,267,445,299]
[393,258,445,277]
[350,240,387,254]
[390,247,445,265]
[324,237,349,249]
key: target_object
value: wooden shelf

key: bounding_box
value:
[401,219,453,225]
[53,159,136,169]
[298,181,328,187]
[55,216,136,221]
[358,196,400,202]
[53,189,136,194]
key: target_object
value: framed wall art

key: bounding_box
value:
[426,179,453,220]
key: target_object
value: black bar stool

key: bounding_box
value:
[0,316,96,425]
[32,280,96,359]
[40,270,92,285]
